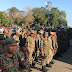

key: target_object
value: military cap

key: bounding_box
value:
[31,30,35,34]
[50,32,56,35]
[0,34,5,40]
[3,38,18,46]
[16,29,22,34]
[39,29,44,34]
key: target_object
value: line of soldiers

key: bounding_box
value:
[0,27,72,72]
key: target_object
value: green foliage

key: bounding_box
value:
[49,7,67,28]
[33,7,48,27]
[0,6,67,29]
[8,7,19,26]
[0,12,11,27]
[32,7,67,28]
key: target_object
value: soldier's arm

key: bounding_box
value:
[40,39,44,56]
[17,52,30,70]
[55,35,58,48]
[26,37,30,45]
[48,37,53,50]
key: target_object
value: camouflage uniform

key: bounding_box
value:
[13,29,22,51]
[0,38,20,72]
[38,30,48,72]
[33,31,38,61]
[47,35,54,63]
[51,32,58,55]
[26,30,35,64]
[16,50,30,72]
[0,34,5,55]
[43,37,50,65]
[36,33,41,57]
[37,30,47,67]
[0,44,4,55]
[0,53,19,72]
[36,30,44,57]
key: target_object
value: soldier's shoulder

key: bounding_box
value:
[0,54,6,59]
[27,35,30,38]
[16,50,22,55]
[16,50,25,58]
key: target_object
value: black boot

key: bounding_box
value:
[32,61,36,66]
[42,66,48,72]
[30,61,36,68]
[46,63,52,68]
[29,68,32,72]
[35,57,38,62]
[30,64,32,68]
[50,60,55,64]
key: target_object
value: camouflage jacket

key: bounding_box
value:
[16,50,30,72]
[0,44,4,55]
[0,53,19,72]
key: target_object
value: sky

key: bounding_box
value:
[0,0,72,27]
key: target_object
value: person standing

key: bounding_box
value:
[0,38,19,72]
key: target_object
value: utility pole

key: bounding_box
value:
[45,2,52,28]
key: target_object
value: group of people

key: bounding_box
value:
[0,27,71,72]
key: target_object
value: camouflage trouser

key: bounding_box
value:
[37,48,40,57]
[41,50,50,66]
[53,49,57,55]
[48,49,53,63]
[28,48,35,64]
[41,58,46,66]
[45,51,50,64]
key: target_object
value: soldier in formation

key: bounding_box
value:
[0,27,71,72]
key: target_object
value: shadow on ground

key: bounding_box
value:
[54,39,72,65]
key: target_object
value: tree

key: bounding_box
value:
[8,7,19,26]
[23,6,35,27]
[15,11,25,26]
[49,7,67,28]
[58,11,67,28]
[0,12,11,27]
[33,7,48,28]
[49,7,60,28]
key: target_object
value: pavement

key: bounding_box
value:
[31,39,72,72]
